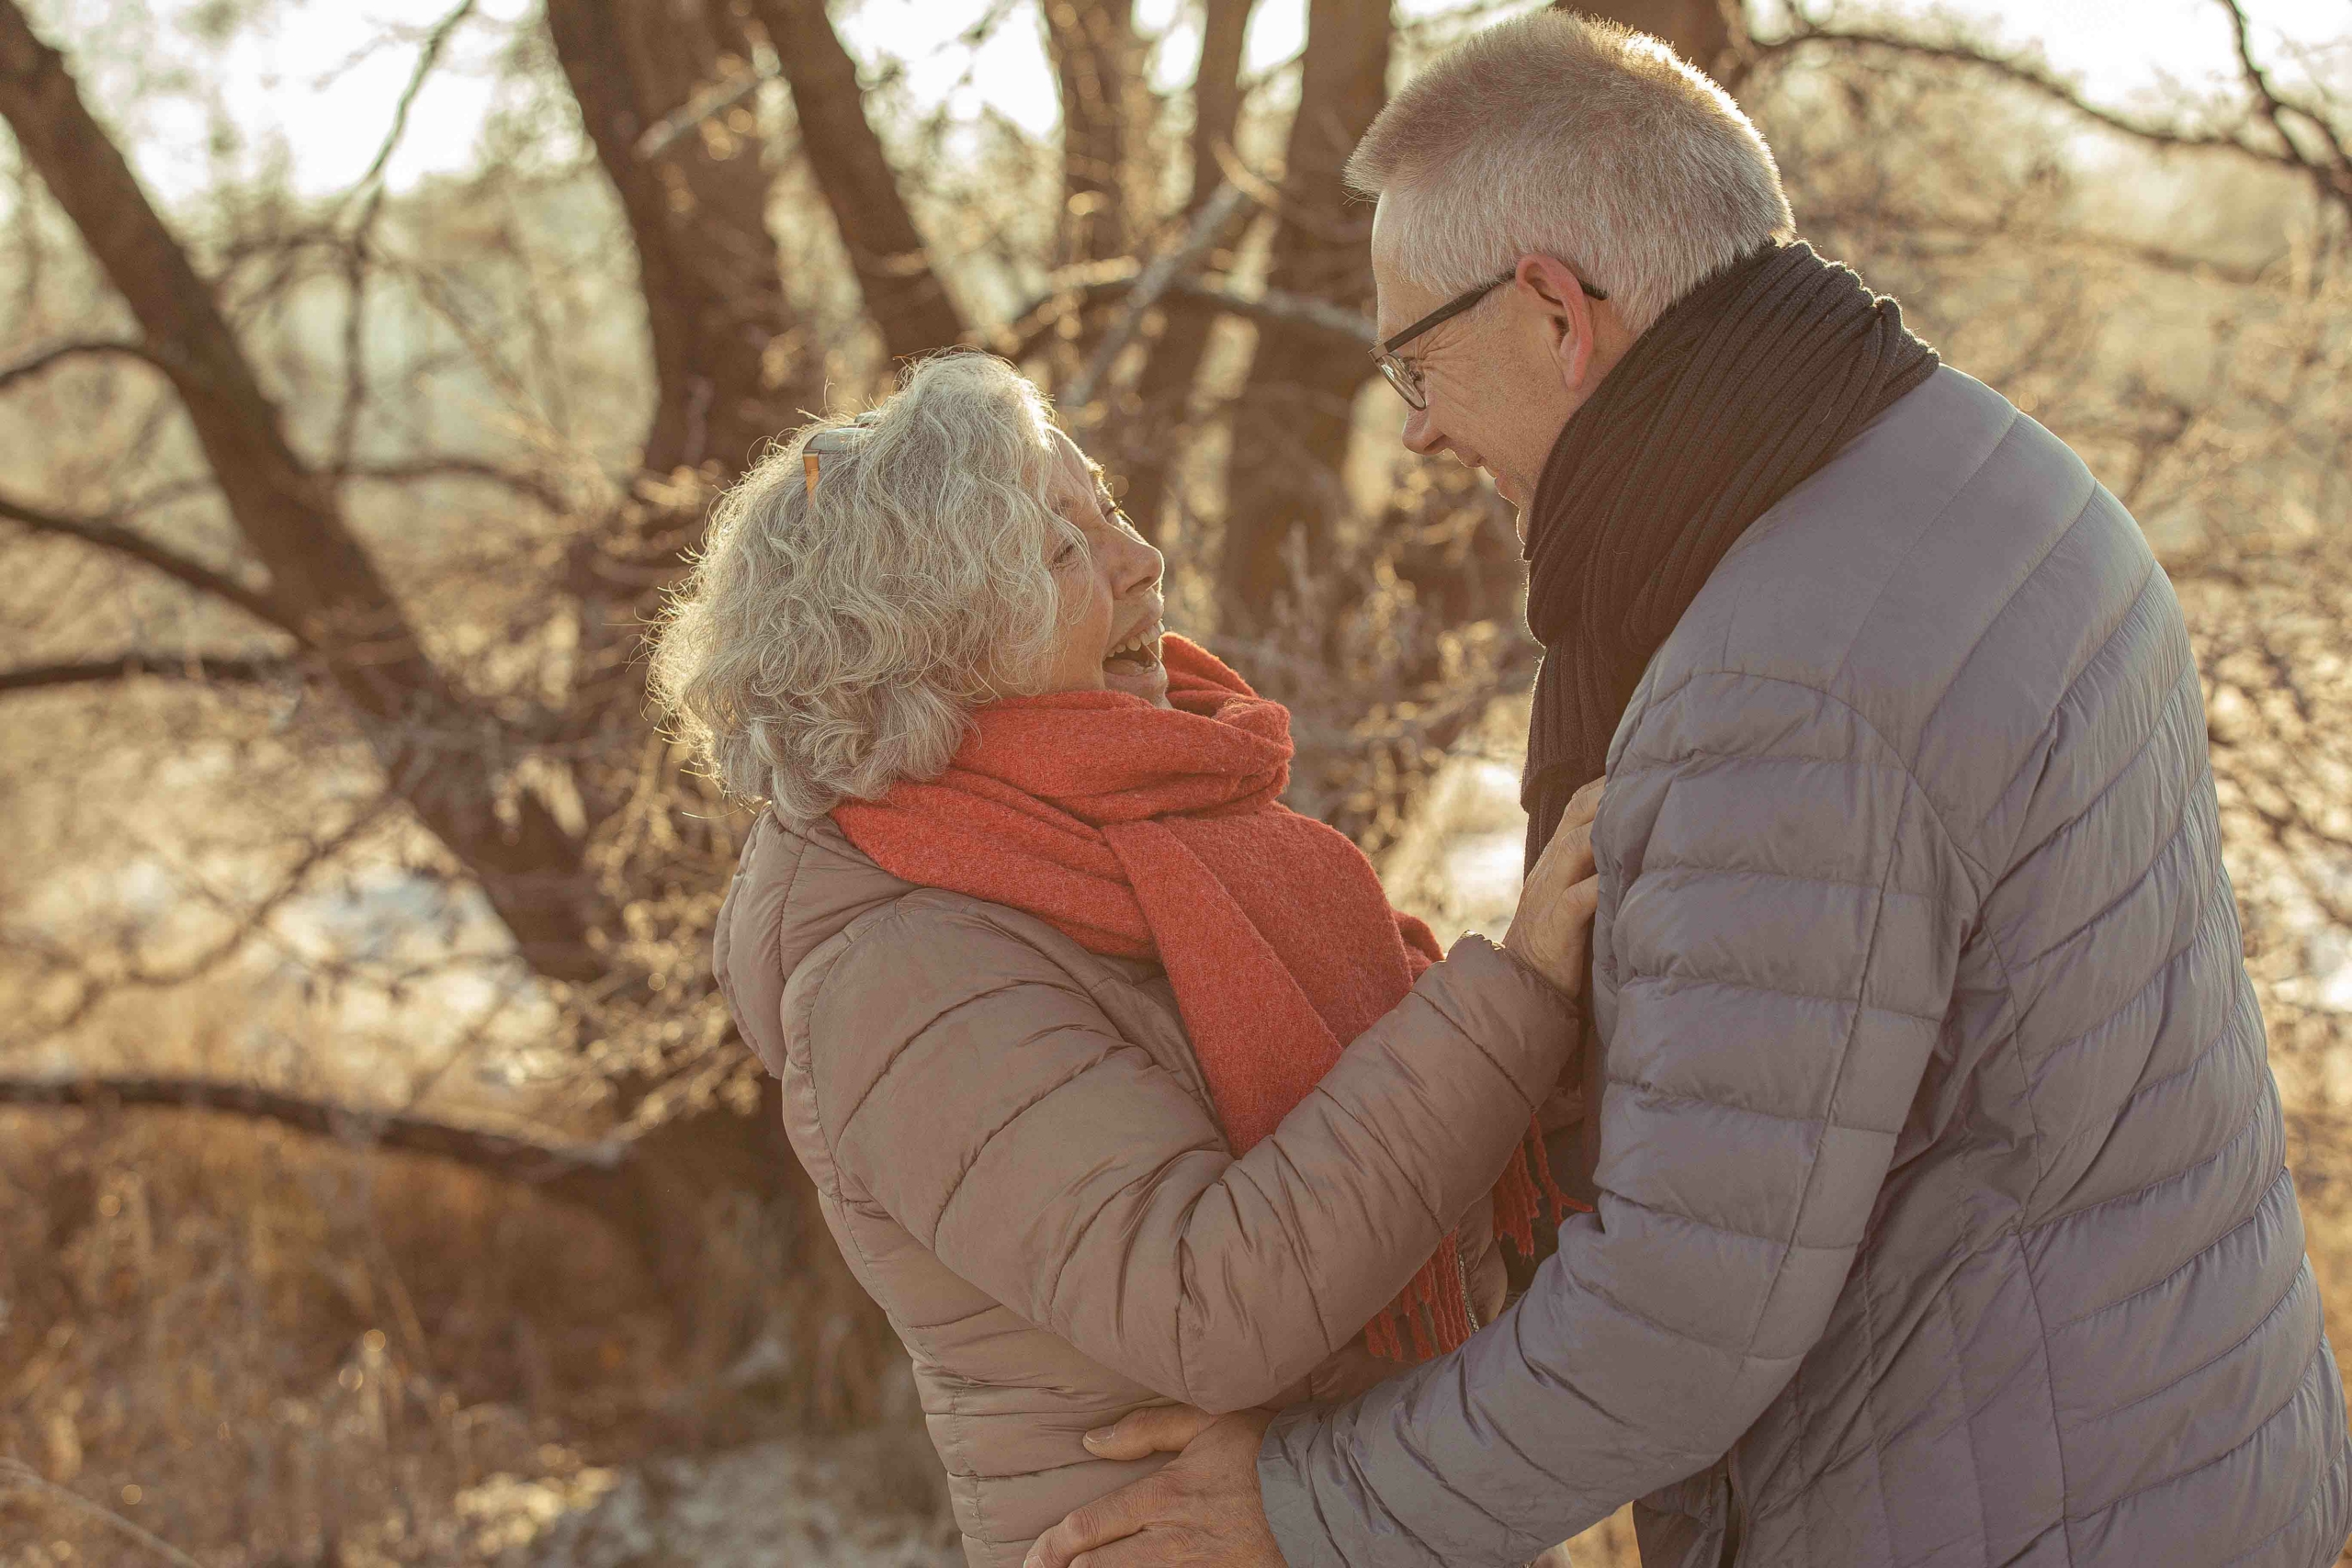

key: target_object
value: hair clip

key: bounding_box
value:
[802,411,885,497]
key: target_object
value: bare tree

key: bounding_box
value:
[754,0,969,362]
[1217,0,1389,619]
[1107,0,1257,541]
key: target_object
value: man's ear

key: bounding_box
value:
[1513,253,1599,396]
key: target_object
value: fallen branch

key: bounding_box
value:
[0,650,292,695]
[0,1075,631,1189]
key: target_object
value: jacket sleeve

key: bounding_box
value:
[1258,672,1980,1567]
[805,908,1573,1415]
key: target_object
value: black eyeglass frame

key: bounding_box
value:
[1373,265,1609,410]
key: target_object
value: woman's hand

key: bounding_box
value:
[1503,777,1603,999]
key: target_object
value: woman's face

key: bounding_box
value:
[1035,432,1170,707]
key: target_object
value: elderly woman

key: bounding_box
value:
[651,353,1596,1568]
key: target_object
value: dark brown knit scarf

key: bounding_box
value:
[1521,241,1939,868]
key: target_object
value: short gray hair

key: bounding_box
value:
[649,354,1080,818]
[1348,12,1794,333]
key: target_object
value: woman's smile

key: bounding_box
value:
[1102,617,1167,701]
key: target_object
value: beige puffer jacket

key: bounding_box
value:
[713,811,1576,1566]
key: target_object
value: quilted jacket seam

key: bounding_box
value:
[2005,768,2198,980]
[2067,1318,2327,1524]
[1998,642,2193,878]
[1943,1288,1995,1567]
[1620,671,1991,897]
[1601,1077,1909,1141]
[1310,1083,1449,1234]
[1818,401,2026,694]
[1968,908,2051,1207]
[831,986,1074,1148]
[2025,886,2229,1094]
[1627,860,1946,905]
[2070,1201,2303,1424]
[1415,948,1551,1099]
[1733,776,1914,1358]
[812,899,1097,1145]
[2212,1446,2335,1568]
[928,1043,1118,1248]
[1566,1247,1810,1359]
[2009,1231,2078,1563]
[2029,1079,2267,1235]
[1870,454,2100,797]
[1613,974,1946,1025]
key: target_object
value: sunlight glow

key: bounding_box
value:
[59,0,2352,202]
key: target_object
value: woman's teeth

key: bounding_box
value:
[1103,629,1162,672]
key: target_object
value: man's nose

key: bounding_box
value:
[1400,403,1443,456]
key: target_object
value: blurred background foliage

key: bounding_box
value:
[0,0,2347,1561]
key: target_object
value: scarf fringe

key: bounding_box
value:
[1365,1115,1588,1364]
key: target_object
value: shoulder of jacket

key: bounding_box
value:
[781,888,1103,1060]
[1623,369,2154,880]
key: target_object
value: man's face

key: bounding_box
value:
[1369,194,1630,537]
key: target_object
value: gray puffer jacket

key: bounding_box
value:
[1259,368,2352,1568]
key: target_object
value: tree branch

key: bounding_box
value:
[0,650,292,694]
[0,488,306,640]
[1000,271,1374,363]
[0,336,164,394]
[345,0,480,199]
[1754,12,2334,197]
[0,1076,633,1198]
[2217,0,2352,211]
[1065,181,1251,414]
[338,456,569,513]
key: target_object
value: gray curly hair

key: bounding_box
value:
[649,354,1081,818]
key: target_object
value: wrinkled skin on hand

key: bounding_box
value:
[1504,774,1603,999]
[1024,1405,1281,1568]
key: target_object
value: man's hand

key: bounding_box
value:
[1504,775,1604,998]
[1025,1405,1282,1568]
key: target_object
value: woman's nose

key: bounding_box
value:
[1112,532,1163,596]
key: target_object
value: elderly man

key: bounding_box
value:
[1030,13,2352,1568]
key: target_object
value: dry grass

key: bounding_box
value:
[0,1106,682,1564]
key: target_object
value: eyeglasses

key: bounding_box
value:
[1371,267,1609,411]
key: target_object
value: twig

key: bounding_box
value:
[0,1460,206,1568]
[0,337,164,394]
[0,489,305,642]
[346,0,481,198]
[338,455,569,513]
[2217,0,2352,210]
[637,60,776,160]
[1064,181,1252,413]
[1753,12,2324,191]
[999,272,1374,363]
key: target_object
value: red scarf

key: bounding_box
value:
[832,636,1566,1362]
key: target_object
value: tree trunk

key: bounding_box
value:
[1216,0,1390,621]
[1560,0,1738,80]
[0,0,598,982]
[545,0,808,486]
[1110,0,1255,541]
[1042,0,1139,270]
[752,0,967,365]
